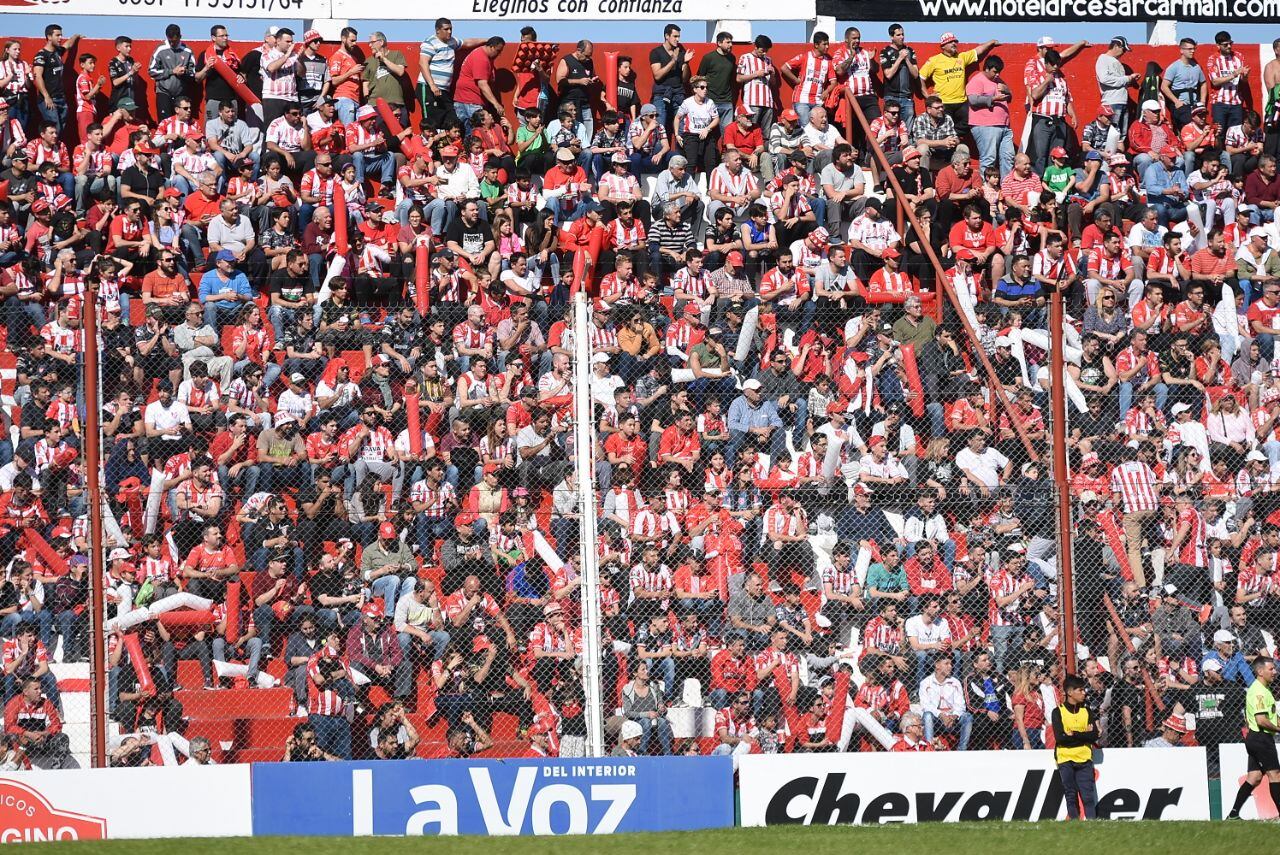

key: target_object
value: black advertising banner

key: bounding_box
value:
[817,0,1279,21]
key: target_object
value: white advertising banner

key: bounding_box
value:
[1219,743,1277,820]
[739,748,1210,825]
[330,0,815,20]
[0,0,331,19]
[0,765,252,842]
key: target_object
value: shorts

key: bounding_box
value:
[1245,730,1280,773]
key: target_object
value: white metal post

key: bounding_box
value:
[572,291,605,757]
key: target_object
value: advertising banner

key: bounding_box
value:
[0,766,252,842]
[329,0,815,20]
[252,757,735,836]
[1219,743,1277,820]
[739,748,1210,825]
[815,0,1280,20]
[0,0,332,19]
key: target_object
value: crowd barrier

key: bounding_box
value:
[0,749,1243,839]
[738,748,1212,825]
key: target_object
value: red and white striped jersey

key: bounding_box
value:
[410,479,457,517]
[344,121,384,153]
[607,216,646,249]
[139,554,177,584]
[1176,505,1207,567]
[44,400,76,432]
[266,116,306,152]
[25,139,69,171]
[347,425,394,463]
[306,648,348,716]
[714,707,756,738]
[766,167,817,198]
[178,378,221,410]
[72,144,112,176]
[506,182,538,207]
[599,271,642,303]
[985,566,1027,627]
[762,504,807,541]
[452,321,493,351]
[2,638,49,670]
[867,268,913,301]
[709,164,758,198]
[671,266,713,298]
[631,508,680,550]
[600,172,641,202]
[768,189,813,222]
[153,115,194,147]
[397,164,434,204]
[1031,72,1070,118]
[261,48,299,100]
[1209,52,1244,106]
[822,562,858,595]
[1125,406,1166,436]
[629,561,673,596]
[784,50,835,105]
[1032,249,1076,282]
[527,621,571,660]
[1107,171,1141,201]
[752,647,800,680]
[172,149,217,177]
[847,215,899,251]
[1109,460,1159,513]
[1087,247,1131,280]
[40,321,81,356]
[588,322,619,351]
[760,266,808,301]
[173,480,224,523]
[1,60,31,98]
[862,615,904,656]
[737,52,776,109]
[832,45,876,97]
[297,170,334,208]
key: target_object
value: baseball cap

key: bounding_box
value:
[902,148,922,162]
[954,247,976,261]
[867,435,885,448]
[736,106,753,118]
[1162,714,1187,734]
[289,372,306,383]
[881,247,901,259]
[1248,449,1269,462]
[1213,629,1236,644]
[378,521,398,540]
[610,152,628,164]
[810,226,830,244]
[1191,105,1208,115]
[939,32,959,46]
[302,29,323,44]
[1141,99,1161,113]
[455,512,478,527]
[1201,658,1222,672]
[640,103,658,116]
[1098,104,1115,117]
[108,547,131,561]
[356,104,377,121]
[361,601,385,619]
[726,250,745,266]
[1079,490,1099,504]
[371,354,390,366]
[1249,227,1270,240]
[742,379,763,391]
[781,108,800,122]
[555,148,575,162]
[117,97,138,111]
[185,128,205,141]
[0,99,9,110]
[440,145,460,157]
[273,412,295,427]
[1171,402,1191,415]
[1159,145,1180,158]
[1036,36,1055,47]
[214,249,236,263]
[1111,35,1131,51]
[994,335,1012,348]
[543,602,563,617]
[1049,146,1067,159]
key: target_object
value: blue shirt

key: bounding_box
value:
[1142,161,1189,199]
[1202,649,1252,686]
[727,395,783,434]
[1162,60,1206,104]
[198,268,254,311]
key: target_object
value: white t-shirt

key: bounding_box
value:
[955,446,1009,489]
[905,614,952,647]
[144,399,190,438]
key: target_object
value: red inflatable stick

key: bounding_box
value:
[405,393,423,456]
[209,57,260,106]
[21,529,68,577]
[602,51,619,112]
[898,343,925,418]
[1099,512,1134,581]
[224,578,241,642]
[414,243,430,315]
[774,666,804,752]
[374,97,405,138]
[825,668,851,744]
[122,632,155,696]
[332,182,349,256]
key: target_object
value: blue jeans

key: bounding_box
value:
[884,95,914,127]
[39,98,68,135]
[372,574,415,614]
[454,101,486,135]
[651,85,682,135]
[990,624,1023,672]
[1059,760,1098,819]
[645,655,677,702]
[309,712,352,759]
[354,150,394,185]
[971,125,1015,177]
[3,672,60,710]
[924,710,973,750]
[1117,380,1167,422]
[212,636,264,681]
[0,611,52,647]
[335,98,358,125]
[794,102,819,127]
[633,714,673,755]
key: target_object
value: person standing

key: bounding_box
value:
[1226,656,1280,819]
[556,40,598,143]
[1208,30,1248,150]
[363,32,409,131]
[780,31,835,128]
[1162,38,1208,131]
[698,32,737,131]
[327,26,364,126]
[649,24,691,135]
[148,24,196,121]
[920,34,997,142]
[418,19,483,130]
[879,24,919,126]
[196,25,240,122]
[1051,674,1099,820]
[1096,36,1140,136]
[736,35,776,133]
[1264,38,1280,158]
[33,24,79,135]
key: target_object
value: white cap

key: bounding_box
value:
[1248,450,1268,462]
[1036,36,1055,47]
[1006,542,1026,554]
[108,547,131,561]
[1201,657,1222,672]
[1171,403,1191,415]
[620,720,643,741]
[290,372,307,383]
[1080,490,1099,504]
[1213,629,1236,644]
[742,379,763,391]
[1249,227,1271,241]
[1141,99,1161,113]
[591,352,610,364]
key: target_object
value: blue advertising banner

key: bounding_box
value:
[251,756,735,836]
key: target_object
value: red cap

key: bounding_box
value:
[440,145,460,157]
[302,29,323,44]
[726,250,745,266]
[378,521,398,540]
[954,247,976,261]
[1098,104,1115,117]
[455,511,478,527]
[483,461,500,475]
[902,148,922,162]
[163,187,183,198]
[868,435,886,448]
[31,199,50,213]
[683,302,702,318]
[371,354,390,366]
[781,108,800,122]
[881,247,901,259]
[472,635,493,653]
[1049,146,1067,159]
[939,32,959,45]
[361,601,385,619]
[825,400,845,415]
[136,143,160,156]
[185,129,205,141]
[1159,145,1180,158]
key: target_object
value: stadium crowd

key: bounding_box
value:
[0,17,1275,766]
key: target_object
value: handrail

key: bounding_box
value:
[843,96,1040,463]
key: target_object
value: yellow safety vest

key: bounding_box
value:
[1054,703,1093,764]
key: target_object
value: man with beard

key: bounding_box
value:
[256,413,308,495]
[964,649,1013,749]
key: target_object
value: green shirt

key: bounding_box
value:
[515,126,546,164]
[479,178,502,204]
[363,51,408,105]
[1246,678,1275,732]
[865,562,908,595]
[1043,165,1074,194]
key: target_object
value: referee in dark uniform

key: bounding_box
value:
[1227,656,1280,819]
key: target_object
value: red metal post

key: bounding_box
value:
[1050,286,1077,676]
[83,287,107,768]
